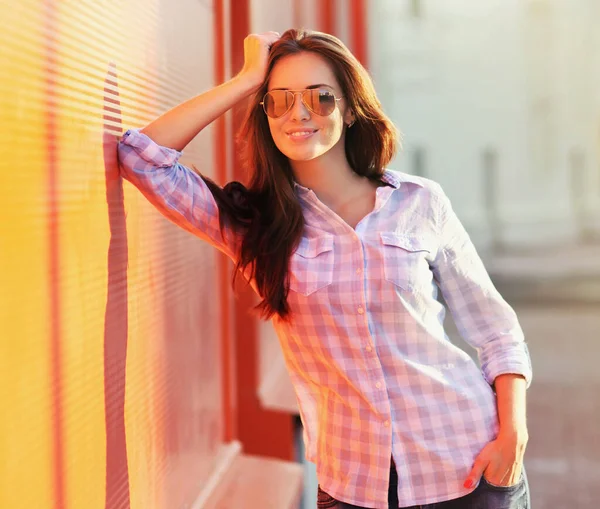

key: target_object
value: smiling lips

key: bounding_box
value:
[286,128,318,141]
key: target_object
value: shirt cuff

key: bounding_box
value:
[120,128,182,168]
[481,341,533,389]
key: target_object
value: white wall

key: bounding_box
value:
[368,0,600,250]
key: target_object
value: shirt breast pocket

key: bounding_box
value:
[289,234,335,296]
[380,232,432,291]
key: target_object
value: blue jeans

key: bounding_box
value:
[317,459,531,509]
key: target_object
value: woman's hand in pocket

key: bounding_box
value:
[463,430,528,488]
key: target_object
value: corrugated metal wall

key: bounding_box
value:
[1,1,369,507]
[0,1,227,508]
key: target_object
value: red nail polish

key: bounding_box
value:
[464,479,473,489]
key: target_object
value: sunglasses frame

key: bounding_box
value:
[260,87,344,119]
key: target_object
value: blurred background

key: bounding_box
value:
[1,0,598,508]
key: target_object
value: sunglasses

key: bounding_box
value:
[260,87,344,119]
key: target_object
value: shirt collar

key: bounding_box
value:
[381,169,427,189]
[293,169,424,193]
[292,180,309,194]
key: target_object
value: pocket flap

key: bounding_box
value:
[295,234,334,258]
[380,232,431,253]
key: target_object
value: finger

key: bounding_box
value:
[464,457,488,489]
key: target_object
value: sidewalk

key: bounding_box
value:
[482,242,600,304]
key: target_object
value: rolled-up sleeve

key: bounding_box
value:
[430,184,533,389]
[117,128,239,259]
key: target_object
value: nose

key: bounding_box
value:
[289,91,310,122]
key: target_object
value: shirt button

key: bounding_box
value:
[357,306,364,315]
[365,345,372,352]
[356,268,362,275]
[383,420,390,428]
[376,382,382,389]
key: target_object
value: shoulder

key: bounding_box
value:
[382,169,453,227]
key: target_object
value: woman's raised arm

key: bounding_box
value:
[140,31,280,151]
[116,32,280,259]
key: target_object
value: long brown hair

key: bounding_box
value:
[200,28,399,321]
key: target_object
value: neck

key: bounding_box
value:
[291,141,368,209]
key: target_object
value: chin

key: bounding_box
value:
[287,153,317,162]
[281,146,325,162]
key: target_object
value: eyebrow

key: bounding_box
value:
[269,83,332,91]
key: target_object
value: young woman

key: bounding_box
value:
[117,29,532,509]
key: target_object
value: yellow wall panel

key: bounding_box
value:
[0,1,56,508]
[2,0,225,508]
[52,0,164,505]
[123,204,169,509]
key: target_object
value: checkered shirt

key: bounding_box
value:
[118,129,532,508]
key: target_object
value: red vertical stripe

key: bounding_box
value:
[350,0,369,68]
[228,0,255,450]
[321,0,336,35]
[213,0,237,443]
[229,0,249,86]
[227,0,296,461]
[43,1,65,509]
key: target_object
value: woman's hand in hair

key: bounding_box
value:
[238,32,281,92]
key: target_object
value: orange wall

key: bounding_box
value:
[1,6,55,509]
[0,1,368,507]
[1,1,229,508]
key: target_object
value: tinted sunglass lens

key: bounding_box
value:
[302,89,335,116]
[263,89,337,118]
[263,91,287,118]
[315,89,335,115]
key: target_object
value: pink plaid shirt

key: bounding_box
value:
[118,129,532,508]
